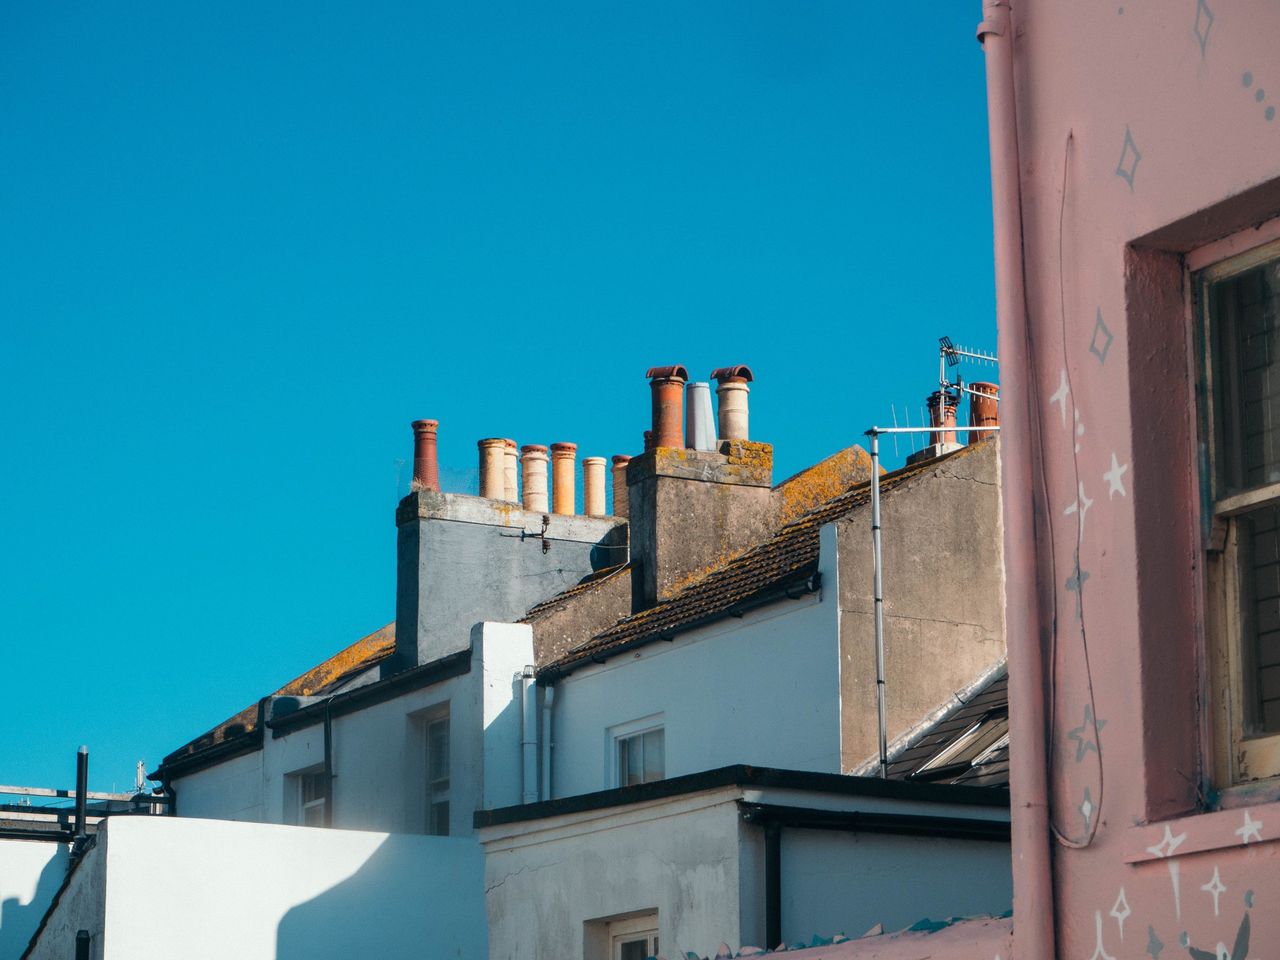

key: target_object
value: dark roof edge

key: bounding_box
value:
[267,648,472,737]
[737,801,1011,842]
[473,764,1010,829]
[151,705,266,781]
[538,569,820,682]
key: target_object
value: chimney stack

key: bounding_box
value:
[503,439,519,502]
[927,391,960,446]
[685,382,717,451]
[478,439,506,499]
[611,456,631,518]
[968,383,999,443]
[646,366,689,449]
[712,366,753,441]
[551,443,577,515]
[583,457,607,516]
[411,420,441,492]
[521,445,549,512]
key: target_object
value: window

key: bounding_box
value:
[617,727,664,787]
[1197,237,1280,783]
[298,770,327,827]
[425,713,450,835]
[609,915,658,960]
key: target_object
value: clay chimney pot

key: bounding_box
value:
[520,445,549,513]
[550,442,578,516]
[411,419,441,492]
[646,365,689,449]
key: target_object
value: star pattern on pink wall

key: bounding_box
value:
[1115,127,1141,190]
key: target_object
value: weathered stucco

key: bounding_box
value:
[836,441,1006,771]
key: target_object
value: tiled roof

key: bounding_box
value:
[884,666,1009,789]
[521,563,630,622]
[540,446,979,678]
[155,622,396,776]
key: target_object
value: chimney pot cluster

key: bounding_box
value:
[644,364,754,450]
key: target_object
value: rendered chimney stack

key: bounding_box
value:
[583,457,607,516]
[503,439,519,502]
[611,455,631,518]
[480,439,509,499]
[646,365,689,449]
[711,366,753,441]
[521,445,549,512]
[685,382,717,451]
[551,442,577,516]
[968,382,1000,443]
[927,391,960,446]
[411,419,441,492]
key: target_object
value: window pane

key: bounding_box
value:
[1209,260,1280,493]
[626,736,643,786]
[429,800,450,836]
[642,730,664,781]
[619,940,648,960]
[302,802,325,827]
[428,718,450,781]
[1241,505,1280,733]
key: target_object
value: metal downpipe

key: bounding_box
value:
[870,434,888,779]
[978,2,1056,956]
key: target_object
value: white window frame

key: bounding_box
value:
[424,708,451,836]
[608,714,665,789]
[292,767,327,827]
[1195,232,1280,785]
[608,914,658,960]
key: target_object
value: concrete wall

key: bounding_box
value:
[28,817,485,960]
[483,790,747,960]
[777,830,1011,941]
[549,525,841,798]
[174,622,534,834]
[396,491,625,666]
[991,3,1280,957]
[836,441,1006,770]
[481,785,1011,960]
[0,839,68,960]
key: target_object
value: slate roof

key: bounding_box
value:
[155,622,396,777]
[521,563,630,622]
[883,665,1009,788]
[540,445,982,678]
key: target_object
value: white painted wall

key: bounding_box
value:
[483,789,747,960]
[481,784,1012,960]
[173,622,534,836]
[550,525,841,798]
[777,830,1012,942]
[25,837,105,960]
[0,839,68,960]
[28,817,486,960]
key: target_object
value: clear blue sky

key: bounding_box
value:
[0,3,995,792]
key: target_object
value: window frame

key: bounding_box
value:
[424,709,451,836]
[608,914,658,960]
[292,767,328,828]
[607,714,665,789]
[1195,234,1280,786]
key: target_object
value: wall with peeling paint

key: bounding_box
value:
[996,1,1280,957]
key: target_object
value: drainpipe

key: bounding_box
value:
[764,822,782,949]
[540,684,556,801]
[73,746,88,841]
[520,668,538,805]
[977,3,1056,957]
[323,697,335,828]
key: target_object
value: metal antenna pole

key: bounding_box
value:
[869,431,888,779]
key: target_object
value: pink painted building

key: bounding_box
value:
[981,0,1280,957]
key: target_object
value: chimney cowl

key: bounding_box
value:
[710,364,754,384]
[646,365,689,382]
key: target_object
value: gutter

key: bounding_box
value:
[977,2,1056,956]
[538,571,821,682]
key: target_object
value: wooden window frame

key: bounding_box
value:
[1197,234,1280,786]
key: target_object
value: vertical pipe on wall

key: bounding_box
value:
[75,930,90,960]
[73,746,88,840]
[868,434,889,779]
[323,697,335,828]
[520,668,538,805]
[978,2,1056,956]
[764,822,782,949]
[540,684,555,801]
